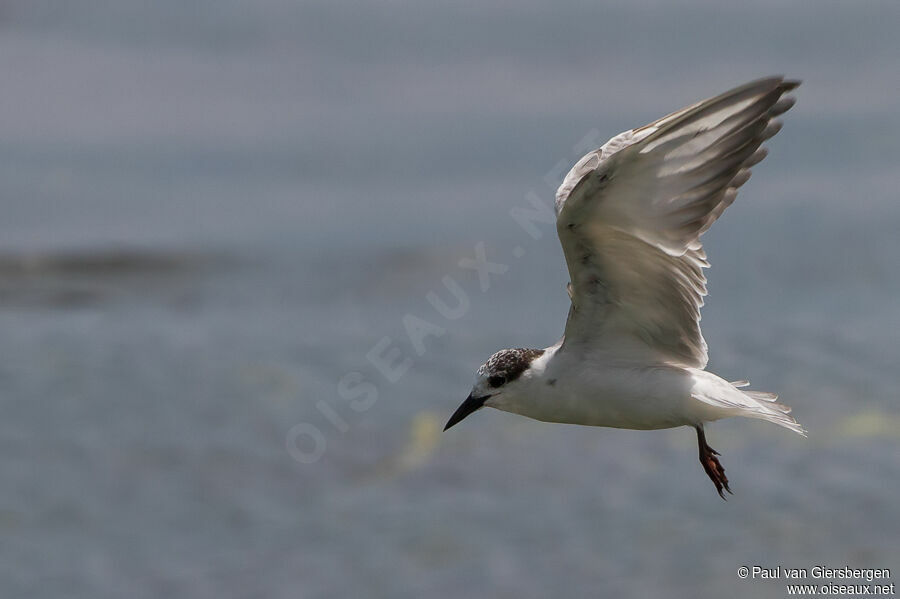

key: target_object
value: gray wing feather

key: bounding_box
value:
[556,77,799,367]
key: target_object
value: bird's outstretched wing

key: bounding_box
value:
[555,76,798,367]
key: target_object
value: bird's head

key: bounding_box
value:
[444,347,545,431]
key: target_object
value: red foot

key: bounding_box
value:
[696,426,732,499]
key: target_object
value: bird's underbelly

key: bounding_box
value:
[520,390,691,429]
[498,365,715,430]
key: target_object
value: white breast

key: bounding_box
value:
[491,351,726,430]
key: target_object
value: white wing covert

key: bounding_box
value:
[555,77,799,368]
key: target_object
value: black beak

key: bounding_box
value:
[444,393,491,431]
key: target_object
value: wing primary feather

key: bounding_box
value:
[744,147,768,167]
[555,77,799,367]
[762,119,783,141]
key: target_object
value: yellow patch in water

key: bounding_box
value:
[837,409,900,438]
[370,411,442,480]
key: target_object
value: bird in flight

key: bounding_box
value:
[444,77,805,498]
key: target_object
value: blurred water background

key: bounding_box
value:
[1,1,899,597]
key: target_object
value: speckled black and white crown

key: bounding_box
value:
[477,348,544,383]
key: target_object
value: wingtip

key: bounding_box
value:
[755,75,801,92]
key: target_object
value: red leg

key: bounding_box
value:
[696,426,732,499]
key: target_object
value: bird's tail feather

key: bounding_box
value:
[731,380,804,435]
[691,373,806,436]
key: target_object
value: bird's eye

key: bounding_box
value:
[488,375,506,388]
